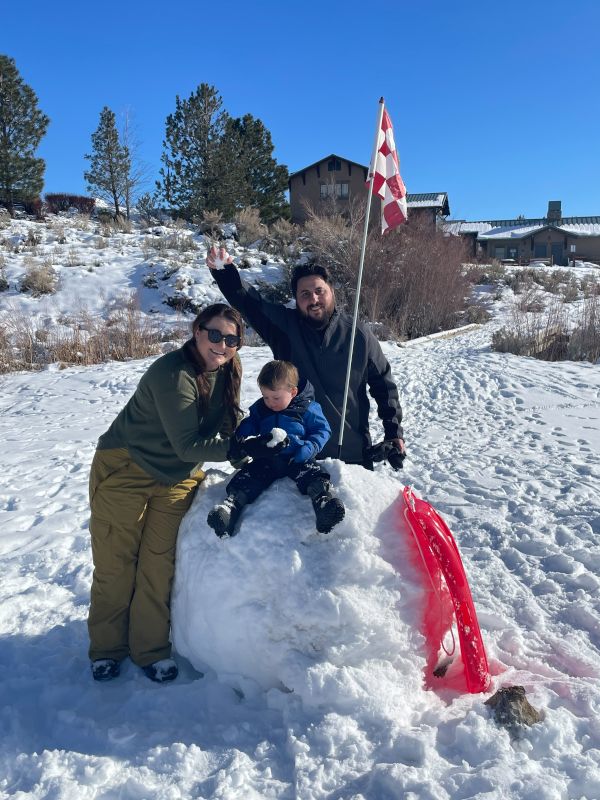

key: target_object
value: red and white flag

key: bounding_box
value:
[370,107,407,234]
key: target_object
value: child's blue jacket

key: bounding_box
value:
[235,379,331,464]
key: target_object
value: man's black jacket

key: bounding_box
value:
[212,262,403,464]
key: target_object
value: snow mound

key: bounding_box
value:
[172,461,426,718]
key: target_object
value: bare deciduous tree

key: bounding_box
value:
[120,108,151,220]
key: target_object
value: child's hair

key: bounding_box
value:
[257,360,299,390]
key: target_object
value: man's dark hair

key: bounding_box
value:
[290,263,333,296]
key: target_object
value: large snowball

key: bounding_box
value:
[172,461,426,718]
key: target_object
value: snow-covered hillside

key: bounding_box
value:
[1,213,599,799]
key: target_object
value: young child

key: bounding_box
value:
[207,360,345,537]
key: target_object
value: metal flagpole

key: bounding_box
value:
[337,97,386,459]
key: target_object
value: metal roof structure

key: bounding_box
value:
[446,218,600,238]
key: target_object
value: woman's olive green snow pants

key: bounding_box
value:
[87,448,204,667]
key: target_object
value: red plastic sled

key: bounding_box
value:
[401,486,491,694]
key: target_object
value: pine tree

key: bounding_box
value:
[0,55,50,215]
[222,114,289,223]
[156,83,227,220]
[84,106,130,218]
[157,85,289,223]
[209,120,250,220]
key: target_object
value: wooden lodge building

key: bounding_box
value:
[288,153,449,227]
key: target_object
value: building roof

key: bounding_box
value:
[289,154,369,179]
[407,192,450,215]
[446,217,600,239]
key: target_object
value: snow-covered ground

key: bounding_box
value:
[1,215,599,799]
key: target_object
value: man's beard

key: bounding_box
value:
[299,304,334,330]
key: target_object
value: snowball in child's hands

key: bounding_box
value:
[267,428,288,447]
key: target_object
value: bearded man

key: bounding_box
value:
[207,246,404,469]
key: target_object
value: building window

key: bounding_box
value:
[494,246,506,259]
[534,243,547,258]
[320,182,349,199]
[327,158,341,172]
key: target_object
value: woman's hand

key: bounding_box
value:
[206,244,234,271]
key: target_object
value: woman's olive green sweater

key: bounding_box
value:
[97,342,239,484]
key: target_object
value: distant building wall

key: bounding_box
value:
[289,156,370,224]
[483,230,600,265]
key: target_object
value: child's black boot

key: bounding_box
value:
[307,480,345,533]
[207,492,246,538]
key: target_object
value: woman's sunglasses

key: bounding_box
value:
[200,326,241,348]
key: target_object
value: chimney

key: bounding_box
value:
[547,200,561,222]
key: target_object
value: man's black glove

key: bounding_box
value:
[368,439,406,471]
[239,432,289,460]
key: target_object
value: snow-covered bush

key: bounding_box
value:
[20,258,57,296]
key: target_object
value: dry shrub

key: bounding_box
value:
[568,295,600,362]
[114,216,132,234]
[99,221,115,238]
[195,209,223,235]
[143,228,197,254]
[303,202,471,339]
[505,269,537,294]
[86,299,161,362]
[0,307,42,370]
[20,259,57,296]
[0,325,11,372]
[166,231,197,252]
[517,288,545,313]
[492,299,570,361]
[539,269,572,294]
[465,262,507,286]
[50,223,67,244]
[0,298,161,372]
[269,218,300,257]
[25,228,42,248]
[581,275,600,299]
[98,216,132,235]
[141,237,159,259]
[253,278,291,305]
[234,207,267,246]
[560,276,580,303]
[377,219,471,338]
[462,300,492,324]
[66,246,84,267]
[67,215,93,232]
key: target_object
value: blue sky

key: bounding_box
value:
[2,0,599,221]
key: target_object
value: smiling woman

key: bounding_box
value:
[87,303,244,685]
[194,318,242,370]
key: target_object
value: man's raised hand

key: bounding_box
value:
[206,244,234,271]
